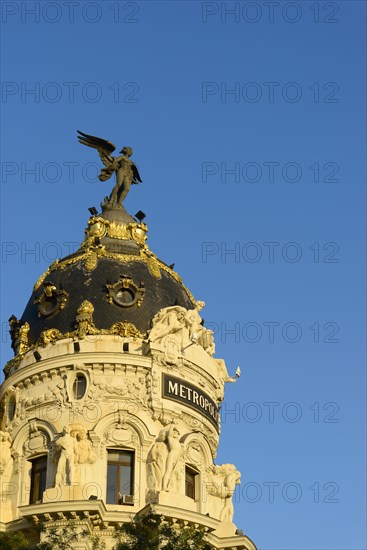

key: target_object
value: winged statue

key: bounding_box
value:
[77,130,142,207]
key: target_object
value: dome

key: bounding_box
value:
[10,205,196,352]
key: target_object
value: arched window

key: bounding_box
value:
[72,374,87,400]
[106,450,135,505]
[29,455,47,504]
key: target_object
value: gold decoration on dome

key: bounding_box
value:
[31,241,197,308]
[34,281,68,317]
[107,220,130,240]
[17,322,30,355]
[83,247,104,271]
[8,317,30,356]
[82,216,148,249]
[86,216,107,238]
[109,322,145,339]
[33,260,60,291]
[106,276,145,307]
[37,328,64,347]
[106,220,147,244]
[84,250,98,271]
[5,307,145,373]
[33,319,145,350]
[73,300,99,339]
[82,216,108,249]
[145,254,162,279]
[77,300,94,317]
[129,223,147,245]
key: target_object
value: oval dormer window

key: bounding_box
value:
[72,374,87,400]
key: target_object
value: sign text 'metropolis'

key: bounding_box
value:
[162,374,219,430]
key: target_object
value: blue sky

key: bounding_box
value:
[0,1,366,548]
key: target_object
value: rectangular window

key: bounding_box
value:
[30,455,47,504]
[106,450,134,505]
[185,466,198,500]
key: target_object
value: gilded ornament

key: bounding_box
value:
[145,255,162,279]
[77,300,94,318]
[106,220,147,245]
[106,276,145,308]
[17,322,30,355]
[83,216,148,247]
[129,223,147,245]
[74,300,98,339]
[33,260,60,291]
[83,245,106,271]
[84,250,98,271]
[87,217,107,239]
[109,322,145,339]
[33,245,196,306]
[37,329,64,347]
[29,319,145,353]
[107,220,130,240]
[34,281,68,317]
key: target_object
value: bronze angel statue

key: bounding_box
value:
[77,130,142,207]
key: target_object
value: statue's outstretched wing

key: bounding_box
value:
[77,130,116,166]
[131,163,143,183]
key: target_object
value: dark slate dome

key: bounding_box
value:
[16,206,195,349]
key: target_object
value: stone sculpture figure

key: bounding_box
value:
[148,306,187,348]
[146,422,183,496]
[183,301,215,356]
[161,422,183,492]
[74,431,97,465]
[219,464,241,522]
[184,303,204,342]
[54,426,76,486]
[0,431,12,476]
[149,303,216,357]
[206,464,241,523]
[77,130,142,207]
[146,430,168,494]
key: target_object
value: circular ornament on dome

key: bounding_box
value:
[106,276,145,308]
[34,281,68,317]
